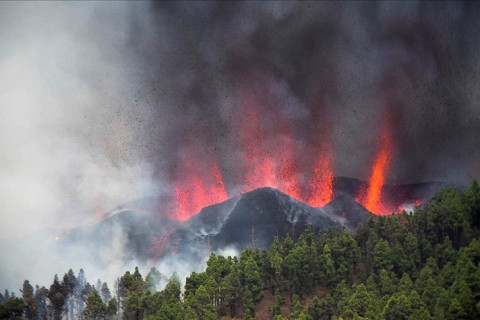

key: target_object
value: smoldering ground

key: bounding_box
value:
[1,1,480,292]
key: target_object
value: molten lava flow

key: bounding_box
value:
[308,153,334,206]
[357,113,394,215]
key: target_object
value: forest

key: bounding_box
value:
[1,180,479,320]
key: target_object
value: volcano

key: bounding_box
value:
[60,187,343,263]
[179,187,340,253]
[52,178,453,266]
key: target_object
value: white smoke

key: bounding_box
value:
[0,2,161,292]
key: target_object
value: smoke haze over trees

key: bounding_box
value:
[1,182,479,319]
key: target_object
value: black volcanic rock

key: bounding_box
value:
[323,194,371,230]
[151,187,341,259]
[201,187,340,251]
[47,179,457,265]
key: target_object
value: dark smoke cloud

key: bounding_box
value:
[126,1,480,188]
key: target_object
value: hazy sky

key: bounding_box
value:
[1,1,480,239]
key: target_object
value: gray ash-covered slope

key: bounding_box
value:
[153,188,341,260]
[323,194,371,231]
[59,195,179,263]
[54,179,453,264]
[180,187,341,253]
[57,187,341,263]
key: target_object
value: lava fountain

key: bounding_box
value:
[171,135,229,221]
[356,111,394,215]
[309,147,334,207]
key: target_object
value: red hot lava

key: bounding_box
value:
[172,135,229,221]
[232,78,334,207]
[168,73,336,220]
[173,162,228,220]
[356,110,395,215]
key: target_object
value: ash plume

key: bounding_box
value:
[135,1,480,187]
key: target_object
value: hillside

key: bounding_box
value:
[1,180,479,320]
[49,179,451,267]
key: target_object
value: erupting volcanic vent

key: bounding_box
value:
[173,161,228,221]
[171,130,229,221]
[168,71,337,221]
[356,110,395,215]
[309,147,334,207]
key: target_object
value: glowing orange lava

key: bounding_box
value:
[170,76,336,220]
[356,112,394,215]
[171,132,229,221]
[363,148,391,214]
[173,163,228,221]
[309,155,334,206]
[240,105,278,191]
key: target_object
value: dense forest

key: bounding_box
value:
[1,181,479,320]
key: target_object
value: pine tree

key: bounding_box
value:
[107,298,117,318]
[243,256,263,303]
[163,274,181,302]
[63,269,76,320]
[243,287,255,319]
[319,244,336,289]
[0,297,25,320]
[100,282,111,304]
[446,298,468,320]
[193,285,217,320]
[75,269,87,318]
[273,289,282,318]
[34,285,48,320]
[21,280,37,320]
[289,295,304,320]
[48,274,66,320]
[83,290,107,320]
[145,267,164,293]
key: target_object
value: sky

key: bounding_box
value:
[1,2,480,288]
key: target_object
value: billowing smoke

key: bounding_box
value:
[136,1,480,186]
[1,1,480,292]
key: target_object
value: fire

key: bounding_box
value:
[356,111,394,215]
